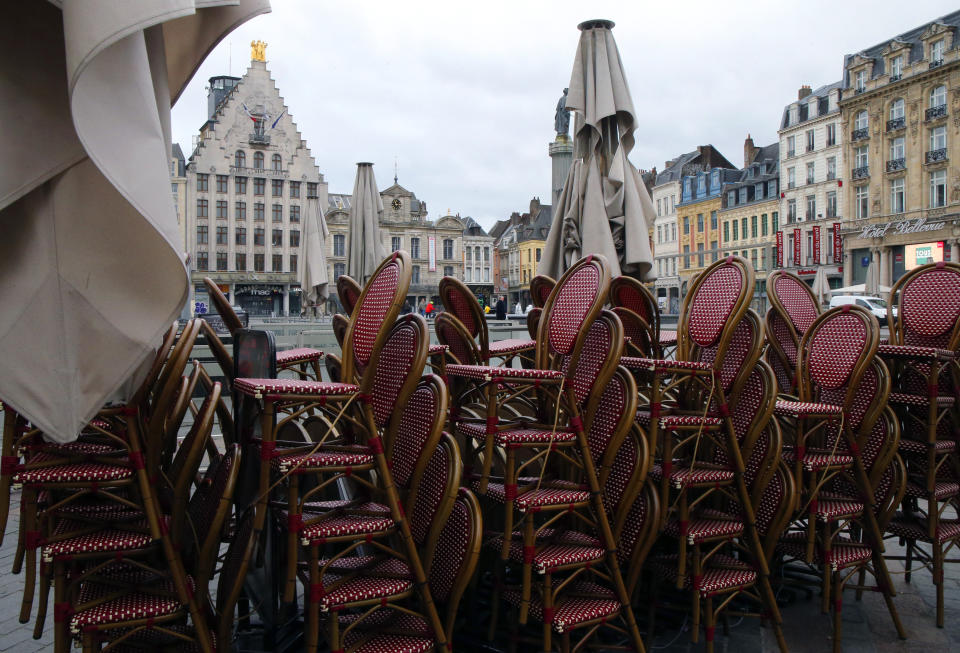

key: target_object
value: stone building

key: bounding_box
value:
[462,217,495,308]
[777,82,845,287]
[719,137,780,312]
[677,164,741,295]
[185,45,327,316]
[492,198,552,308]
[170,143,188,257]
[839,11,960,287]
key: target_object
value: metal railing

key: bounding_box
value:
[851,128,869,141]
[926,105,947,121]
[852,166,870,179]
[886,117,905,131]
[886,158,906,172]
[926,148,948,163]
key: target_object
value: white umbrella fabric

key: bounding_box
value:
[347,162,387,285]
[298,196,330,317]
[864,252,880,296]
[810,267,832,306]
[540,19,655,281]
[832,283,893,295]
[0,1,270,442]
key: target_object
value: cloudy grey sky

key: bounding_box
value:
[172,1,958,230]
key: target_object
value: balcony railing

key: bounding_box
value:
[930,59,944,70]
[886,158,906,172]
[926,148,948,163]
[926,105,947,121]
[886,117,905,131]
[852,166,870,179]
[889,73,902,82]
[855,87,866,94]
[851,128,869,141]
[827,172,836,181]
[249,133,271,145]
[786,150,796,158]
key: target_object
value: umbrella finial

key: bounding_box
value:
[578,19,615,31]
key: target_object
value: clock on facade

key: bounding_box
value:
[391,198,401,210]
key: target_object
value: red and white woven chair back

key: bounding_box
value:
[409,433,461,547]
[435,312,481,366]
[560,310,624,408]
[612,306,655,357]
[389,375,447,491]
[609,275,658,330]
[618,482,660,590]
[215,508,256,639]
[439,277,483,340]
[754,461,795,551]
[425,488,482,619]
[770,270,820,336]
[698,309,762,394]
[895,262,960,350]
[187,444,241,589]
[539,255,610,361]
[727,360,777,449]
[365,314,428,430]
[800,305,878,403]
[679,256,753,363]
[337,275,362,317]
[820,358,889,437]
[601,425,643,520]
[585,366,638,479]
[530,275,556,309]
[765,308,798,391]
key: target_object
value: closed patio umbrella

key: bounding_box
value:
[865,252,880,296]
[298,196,330,317]
[0,1,270,442]
[346,162,387,285]
[811,267,832,306]
[541,19,655,281]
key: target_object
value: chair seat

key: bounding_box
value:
[650,463,734,488]
[651,554,757,594]
[233,377,359,399]
[663,517,743,543]
[270,450,374,473]
[783,447,854,471]
[42,520,153,562]
[317,574,413,611]
[488,339,536,356]
[14,457,133,485]
[275,347,323,366]
[774,400,843,418]
[813,497,864,521]
[903,480,960,500]
[322,556,411,577]
[428,344,448,355]
[486,529,602,552]
[502,583,620,633]
[445,364,563,381]
[497,539,606,574]
[878,344,955,362]
[456,421,577,445]
[34,441,122,456]
[659,330,678,346]
[636,411,723,429]
[345,634,433,653]
[887,517,960,544]
[299,514,395,544]
[472,479,580,504]
[515,488,590,512]
[53,501,143,522]
[898,438,957,455]
[70,580,187,635]
[621,357,712,373]
[889,392,956,408]
[777,533,873,570]
[340,609,431,637]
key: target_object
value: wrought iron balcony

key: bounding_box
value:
[926,105,947,121]
[248,133,271,145]
[886,117,905,131]
[852,166,870,180]
[930,59,944,70]
[786,150,796,158]
[889,73,902,82]
[851,128,869,141]
[886,158,906,172]
[855,87,866,95]
[926,148,947,163]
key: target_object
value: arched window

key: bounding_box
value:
[235,150,246,168]
[930,84,946,108]
[889,98,904,120]
[272,153,282,171]
[253,151,264,169]
[854,110,869,130]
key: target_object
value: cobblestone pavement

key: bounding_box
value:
[1,488,957,652]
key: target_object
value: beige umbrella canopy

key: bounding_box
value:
[0,0,270,442]
[541,19,656,281]
[347,162,388,285]
[298,196,331,316]
[811,267,832,306]
[865,252,881,296]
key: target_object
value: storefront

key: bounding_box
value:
[235,284,285,316]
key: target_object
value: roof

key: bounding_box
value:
[843,10,960,80]
[328,193,352,212]
[462,216,489,237]
[171,143,185,161]
[489,219,510,241]
[780,81,843,129]
[655,150,699,185]
[720,142,781,209]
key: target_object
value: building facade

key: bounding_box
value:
[839,12,960,287]
[777,82,846,288]
[185,48,327,316]
[677,166,741,294]
[492,198,552,307]
[462,217,495,308]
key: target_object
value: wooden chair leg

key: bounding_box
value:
[283,474,300,604]
[935,542,945,628]
[33,559,50,639]
[704,595,715,653]
[19,487,36,623]
[904,539,914,583]
[831,571,842,653]
[305,546,320,653]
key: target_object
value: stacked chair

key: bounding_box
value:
[608,275,670,359]
[766,270,822,395]
[526,274,556,340]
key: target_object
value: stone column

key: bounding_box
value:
[282,283,290,316]
[549,137,574,209]
[228,284,235,305]
[953,239,960,263]
[843,251,853,287]
[879,246,892,287]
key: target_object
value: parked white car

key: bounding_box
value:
[828,295,897,326]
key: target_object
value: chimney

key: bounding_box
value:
[798,85,812,100]
[743,134,757,168]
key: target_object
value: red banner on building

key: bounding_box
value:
[793,228,801,266]
[813,226,821,264]
[833,222,843,263]
[776,231,783,267]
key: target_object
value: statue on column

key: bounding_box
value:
[554,87,570,138]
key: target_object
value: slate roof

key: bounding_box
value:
[780,81,843,129]
[842,10,960,81]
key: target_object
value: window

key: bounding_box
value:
[728,190,736,206]
[306,182,318,197]
[272,179,283,197]
[236,253,246,270]
[216,252,227,271]
[806,162,815,185]
[723,221,730,242]
[751,215,758,238]
[290,230,300,247]
[196,251,208,270]
[855,69,866,92]
[196,173,208,192]
[711,241,718,262]
[236,227,246,245]
[767,180,777,197]
[671,223,676,241]
[410,237,420,259]
[697,175,705,195]
[787,135,795,157]
[762,214,768,236]
[254,203,264,221]
[760,248,767,270]
[787,167,795,189]
[254,227,264,246]
[826,123,836,146]
[216,200,227,219]
[827,157,836,180]
[334,234,345,257]
[931,39,944,65]
[215,225,227,245]
[772,211,779,232]
[755,183,764,200]
[890,136,905,161]
[235,201,246,220]
[465,267,472,282]
[216,175,228,193]
[890,55,902,79]
[826,191,837,218]
[235,176,247,194]
[683,244,689,269]
[196,225,208,244]
[272,204,283,222]
[254,178,265,196]
[930,169,947,207]
[855,110,868,130]
[806,129,815,152]
[806,195,816,221]
[484,247,490,262]
[697,213,704,232]
[732,220,739,240]
[806,232,813,264]
[890,177,905,213]
[890,98,905,121]
[930,125,947,151]
[657,225,662,243]
[683,217,689,234]
[444,265,454,277]
[289,181,300,198]
[334,262,345,279]
[412,266,421,284]
[787,199,797,222]
[856,185,869,218]
[751,249,758,270]
[855,146,869,169]
[289,205,300,222]
[290,255,297,272]
[929,85,947,111]
[697,243,705,267]
[443,239,454,260]
[711,170,719,190]
[235,150,246,168]
[197,199,208,217]
[272,254,282,272]
[739,188,747,204]
[272,229,282,247]
[536,248,542,262]
[272,153,282,171]
[253,151,264,169]
[741,217,747,238]
[657,199,662,216]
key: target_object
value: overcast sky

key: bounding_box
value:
[172,1,959,230]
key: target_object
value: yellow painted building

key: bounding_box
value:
[519,240,544,290]
[676,166,740,294]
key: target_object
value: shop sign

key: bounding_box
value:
[796,268,817,275]
[861,256,870,267]
[858,217,942,239]
[833,222,843,263]
[776,232,783,267]
[428,236,437,272]
[793,228,801,266]
[235,285,282,296]
[813,226,821,264]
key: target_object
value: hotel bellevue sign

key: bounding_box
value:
[857,217,944,239]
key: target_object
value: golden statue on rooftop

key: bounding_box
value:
[251,40,267,61]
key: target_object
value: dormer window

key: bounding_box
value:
[890,55,903,80]
[697,175,706,195]
[854,70,866,93]
[711,170,720,189]
[931,39,944,66]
